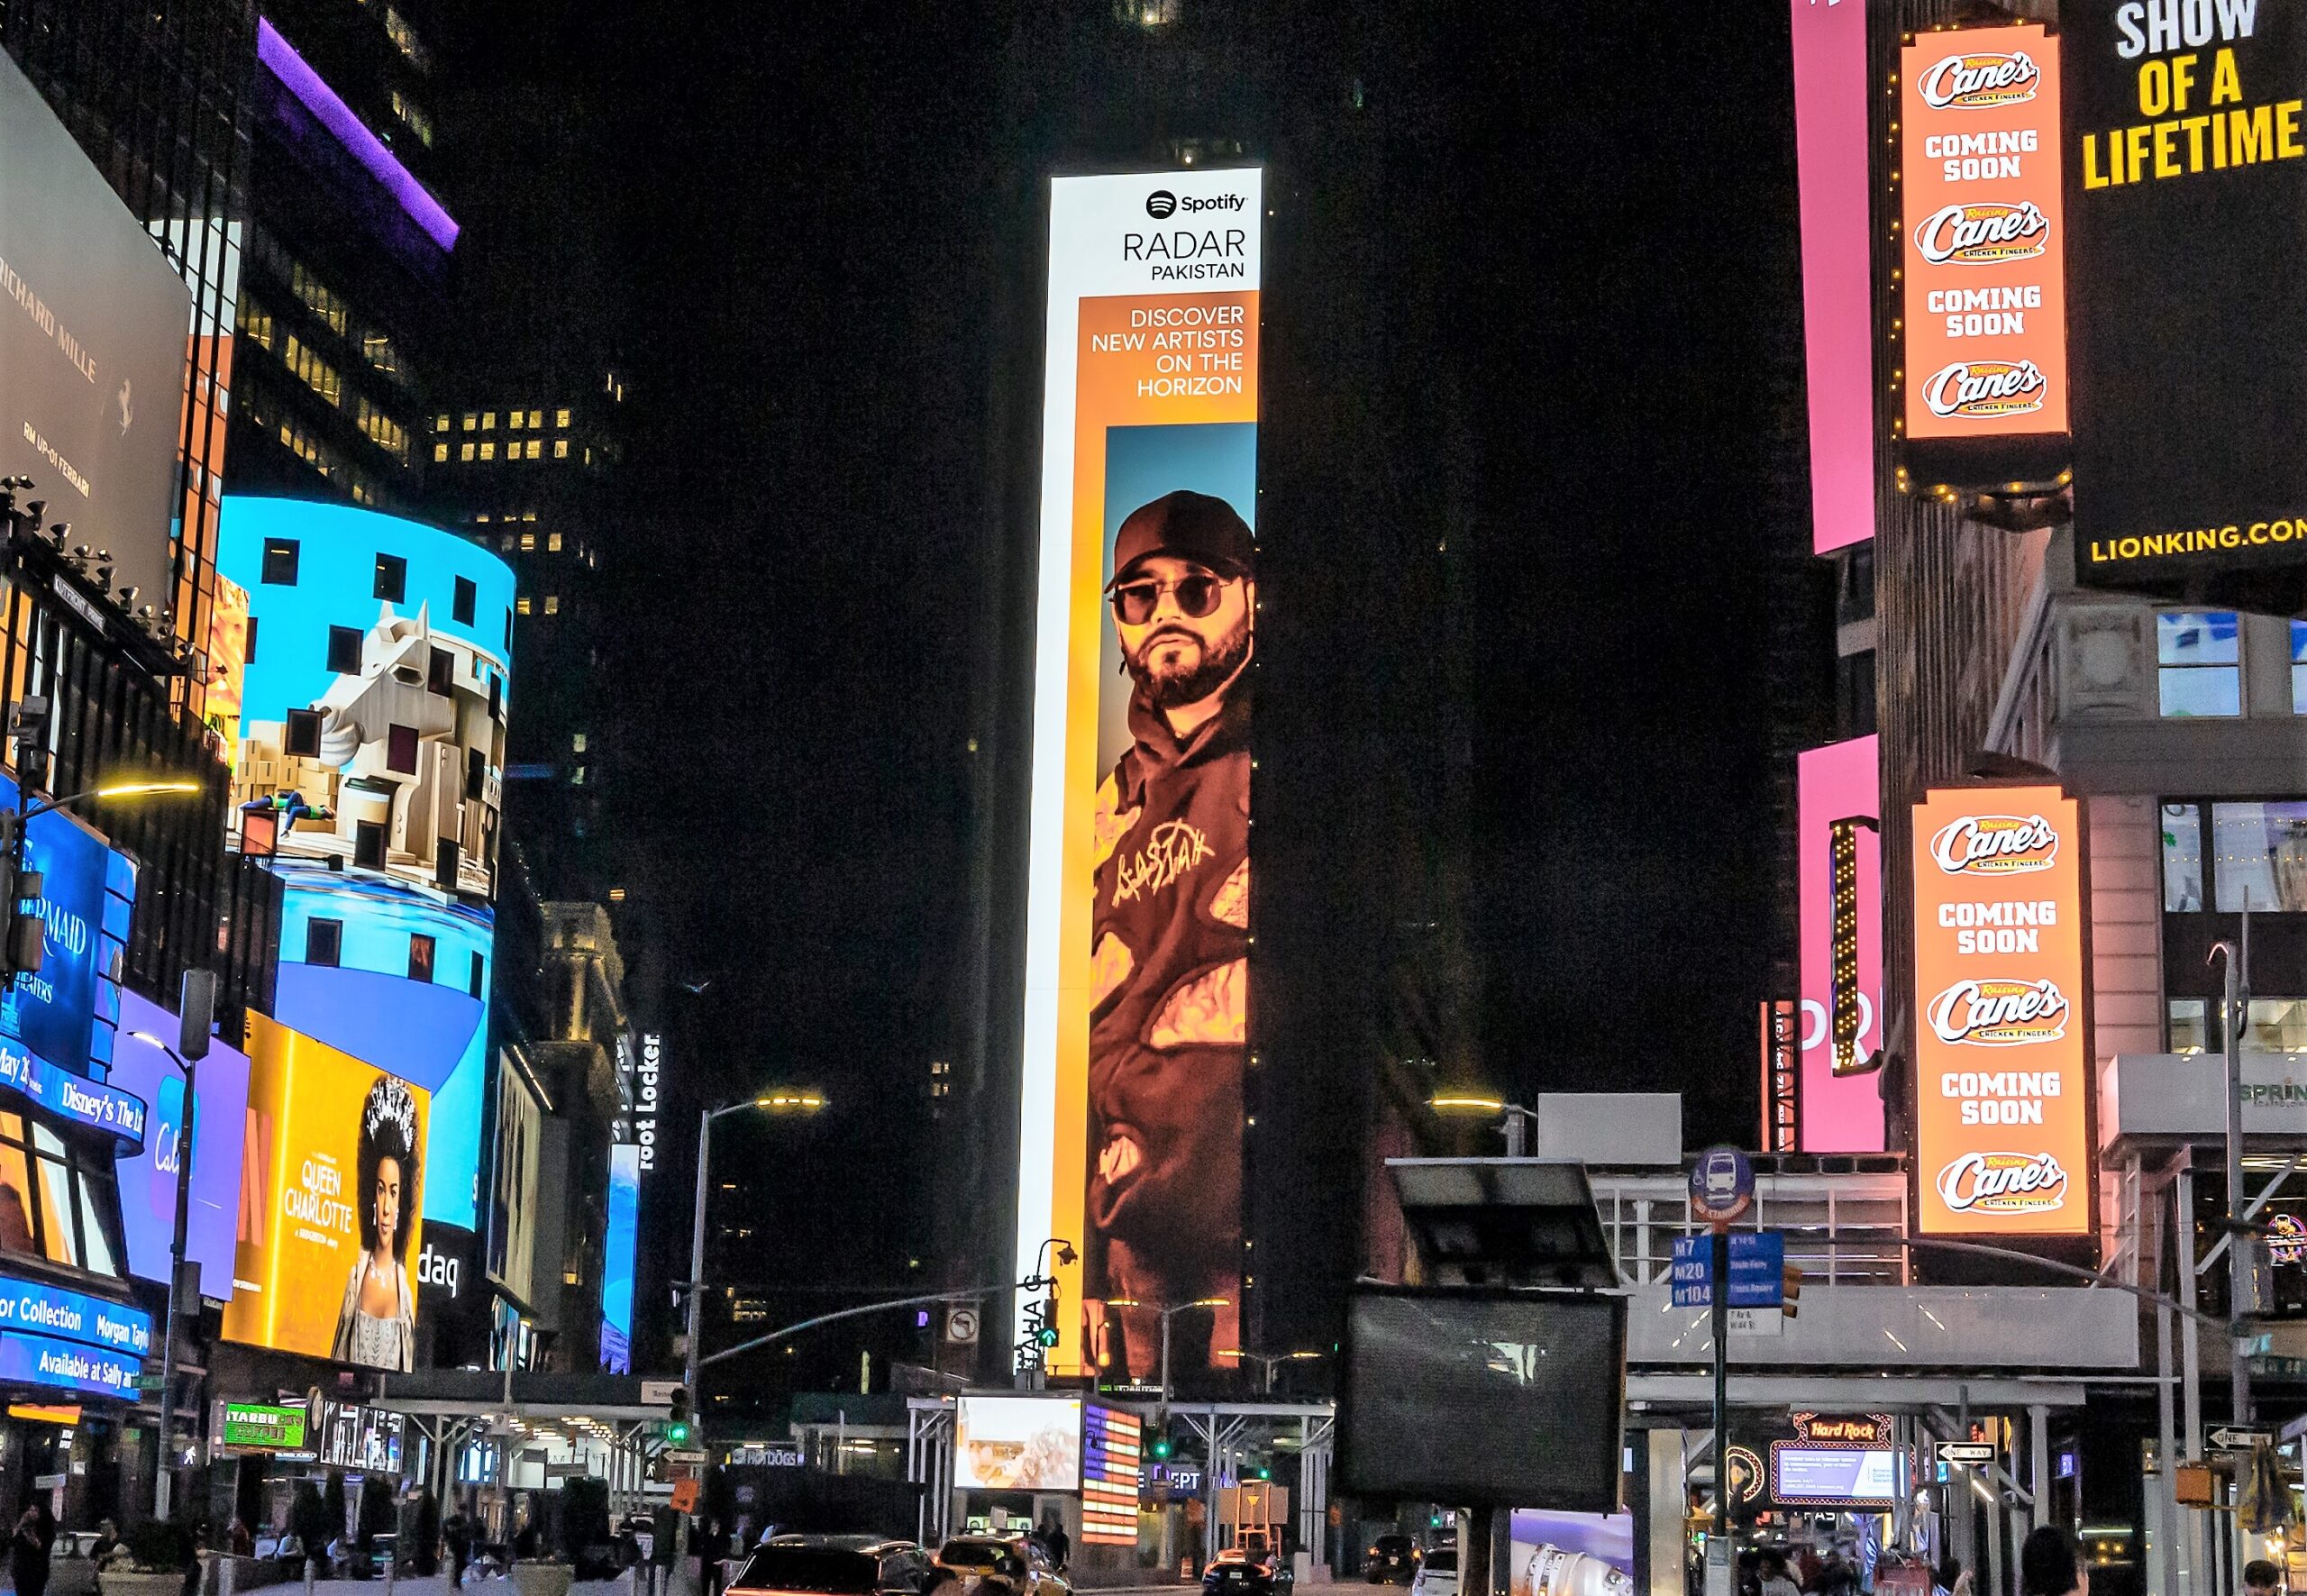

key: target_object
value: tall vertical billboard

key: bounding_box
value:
[0,52,192,610]
[1018,169,1260,1377]
[219,497,514,1231]
[2065,1,2307,610]
[1796,738,1883,1152]
[110,993,250,1300]
[1901,23,2069,450]
[598,1144,638,1374]
[1910,787,2091,1236]
[1791,0,1875,552]
[222,1014,432,1369]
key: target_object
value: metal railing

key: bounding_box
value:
[1589,1169,1912,1287]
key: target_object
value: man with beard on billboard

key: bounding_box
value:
[1089,489,1252,1378]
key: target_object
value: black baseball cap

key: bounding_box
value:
[1107,490,1254,589]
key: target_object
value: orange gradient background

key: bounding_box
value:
[1045,290,1259,1374]
[222,1014,431,1359]
[1901,23,2069,440]
[1910,786,2090,1236]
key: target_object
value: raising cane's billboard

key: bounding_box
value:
[1910,787,2092,1236]
[1017,169,1260,1380]
[1901,23,2069,451]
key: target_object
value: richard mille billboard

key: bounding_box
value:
[1017,168,1261,1380]
[0,51,191,610]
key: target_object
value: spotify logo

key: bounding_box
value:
[1145,190,1178,218]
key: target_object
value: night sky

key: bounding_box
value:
[459,1,1818,1313]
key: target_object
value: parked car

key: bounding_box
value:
[1205,1545,1293,1596]
[1367,1536,1421,1586]
[728,1536,935,1596]
[1410,1546,1458,1596]
[926,1537,1069,1596]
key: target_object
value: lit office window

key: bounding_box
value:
[553,439,569,459]
[460,443,475,461]
[521,534,535,552]
[433,442,448,462]
[2293,621,2307,714]
[525,440,542,460]
[2161,803,2203,911]
[543,595,560,615]
[571,765,586,786]
[388,89,433,148]
[479,442,495,461]
[481,412,496,430]
[549,533,563,553]
[287,262,349,336]
[434,415,450,433]
[572,732,588,753]
[355,398,408,461]
[507,411,524,431]
[555,408,571,428]
[522,509,537,522]
[2172,995,2307,1053]
[383,5,432,71]
[515,597,532,616]
[462,413,478,432]
[281,334,342,407]
[2157,611,2242,716]
[529,409,543,428]
[2211,801,2307,911]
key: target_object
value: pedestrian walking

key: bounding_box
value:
[2020,1528,2084,1596]
[9,1508,48,1596]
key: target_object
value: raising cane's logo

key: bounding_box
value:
[1915,201,2047,266]
[1922,359,2047,421]
[1928,978,2070,1046]
[1929,813,2059,874]
[1917,50,2041,111]
[1936,1150,2067,1215]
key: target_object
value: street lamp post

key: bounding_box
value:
[134,1031,197,1521]
[1107,1296,1228,1409]
[681,1090,827,1400]
[1219,1348,1323,1396]
[1427,1091,1537,1156]
[676,1090,824,1579]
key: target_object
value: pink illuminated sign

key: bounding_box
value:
[1792,0,1875,553]
[1798,735,1883,1151]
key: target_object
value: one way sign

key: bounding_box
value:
[2209,1427,2273,1451]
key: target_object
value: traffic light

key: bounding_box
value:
[1150,1434,1172,1462]
[0,815,42,982]
[1253,1465,1271,1482]
[666,1386,695,1447]
[1781,1264,1803,1320]
[1036,1322,1060,1349]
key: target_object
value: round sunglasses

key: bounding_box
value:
[1110,570,1237,626]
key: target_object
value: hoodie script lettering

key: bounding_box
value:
[1112,820,1213,907]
